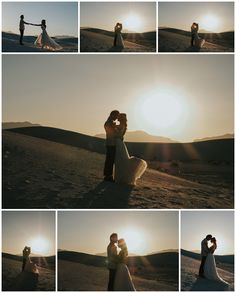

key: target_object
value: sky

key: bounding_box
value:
[80,2,156,33]
[2,211,55,256]
[2,2,78,36]
[2,54,233,142]
[181,211,234,255]
[58,211,179,255]
[159,2,234,33]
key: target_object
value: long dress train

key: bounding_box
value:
[115,138,147,185]
[35,25,62,51]
[204,254,229,287]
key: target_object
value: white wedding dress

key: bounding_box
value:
[24,257,39,274]
[193,32,205,48]
[116,32,124,48]
[114,138,147,185]
[114,263,135,291]
[204,248,228,286]
[35,25,62,51]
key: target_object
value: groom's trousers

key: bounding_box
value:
[104,146,116,178]
[19,29,24,45]
[108,269,116,291]
[199,256,207,276]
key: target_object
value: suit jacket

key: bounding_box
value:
[201,239,209,256]
[107,242,118,269]
[104,118,118,146]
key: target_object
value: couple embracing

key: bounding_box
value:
[199,234,228,285]
[103,110,147,185]
[107,233,135,291]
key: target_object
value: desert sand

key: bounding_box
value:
[2,127,233,209]
[2,255,55,291]
[80,29,156,52]
[58,251,178,291]
[181,251,234,291]
[158,29,234,52]
[2,32,78,52]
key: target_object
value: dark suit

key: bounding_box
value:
[103,118,117,178]
[107,242,118,291]
[199,239,209,276]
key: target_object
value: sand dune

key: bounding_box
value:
[2,31,78,52]
[158,28,234,52]
[3,127,233,209]
[181,252,234,291]
[58,251,178,291]
[2,255,55,291]
[80,29,155,52]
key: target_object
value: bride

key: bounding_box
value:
[114,23,124,48]
[32,19,62,51]
[114,239,135,291]
[204,237,228,286]
[24,255,39,275]
[114,113,147,185]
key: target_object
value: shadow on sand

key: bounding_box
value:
[12,271,39,291]
[77,181,133,208]
[191,277,229,291]
[108,46,124,52]
[185,46,201,52]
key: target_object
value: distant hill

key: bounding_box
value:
[181,249,234,264]
[158,27,234,52]
[96,130,177,143]
[5,126,234,162]
[2,252,55,269]
[81,27,156,39]
[194,133,234,142]
[2,121,41,129]
[58,250,179,269]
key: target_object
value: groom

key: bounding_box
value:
[199,234,212,277]
[103,110,120,182]
[107,233,118,291]
[19,15,31,45]
[191,22,199,46]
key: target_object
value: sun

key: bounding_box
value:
[122,13,143,32]
[201,14,220,32]
[29,236,49,255]
[120,228,147,255]
[136,87,188,136]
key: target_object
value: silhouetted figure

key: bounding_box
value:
[113,23,124,48]
[199,234,212,277]
[19,15,30,45]
[107,233,118,291]
[31,19,62,50]
[114,239,135,290]
[191,22,199,46]
[22,246,31,271]
[191,22,205,49]
[103,110,120,182]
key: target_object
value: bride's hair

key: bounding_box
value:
[118,113,127,129]
[211,237,217,249]
[118,238,128,253]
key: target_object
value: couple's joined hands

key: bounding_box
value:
[25,22,41,26]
